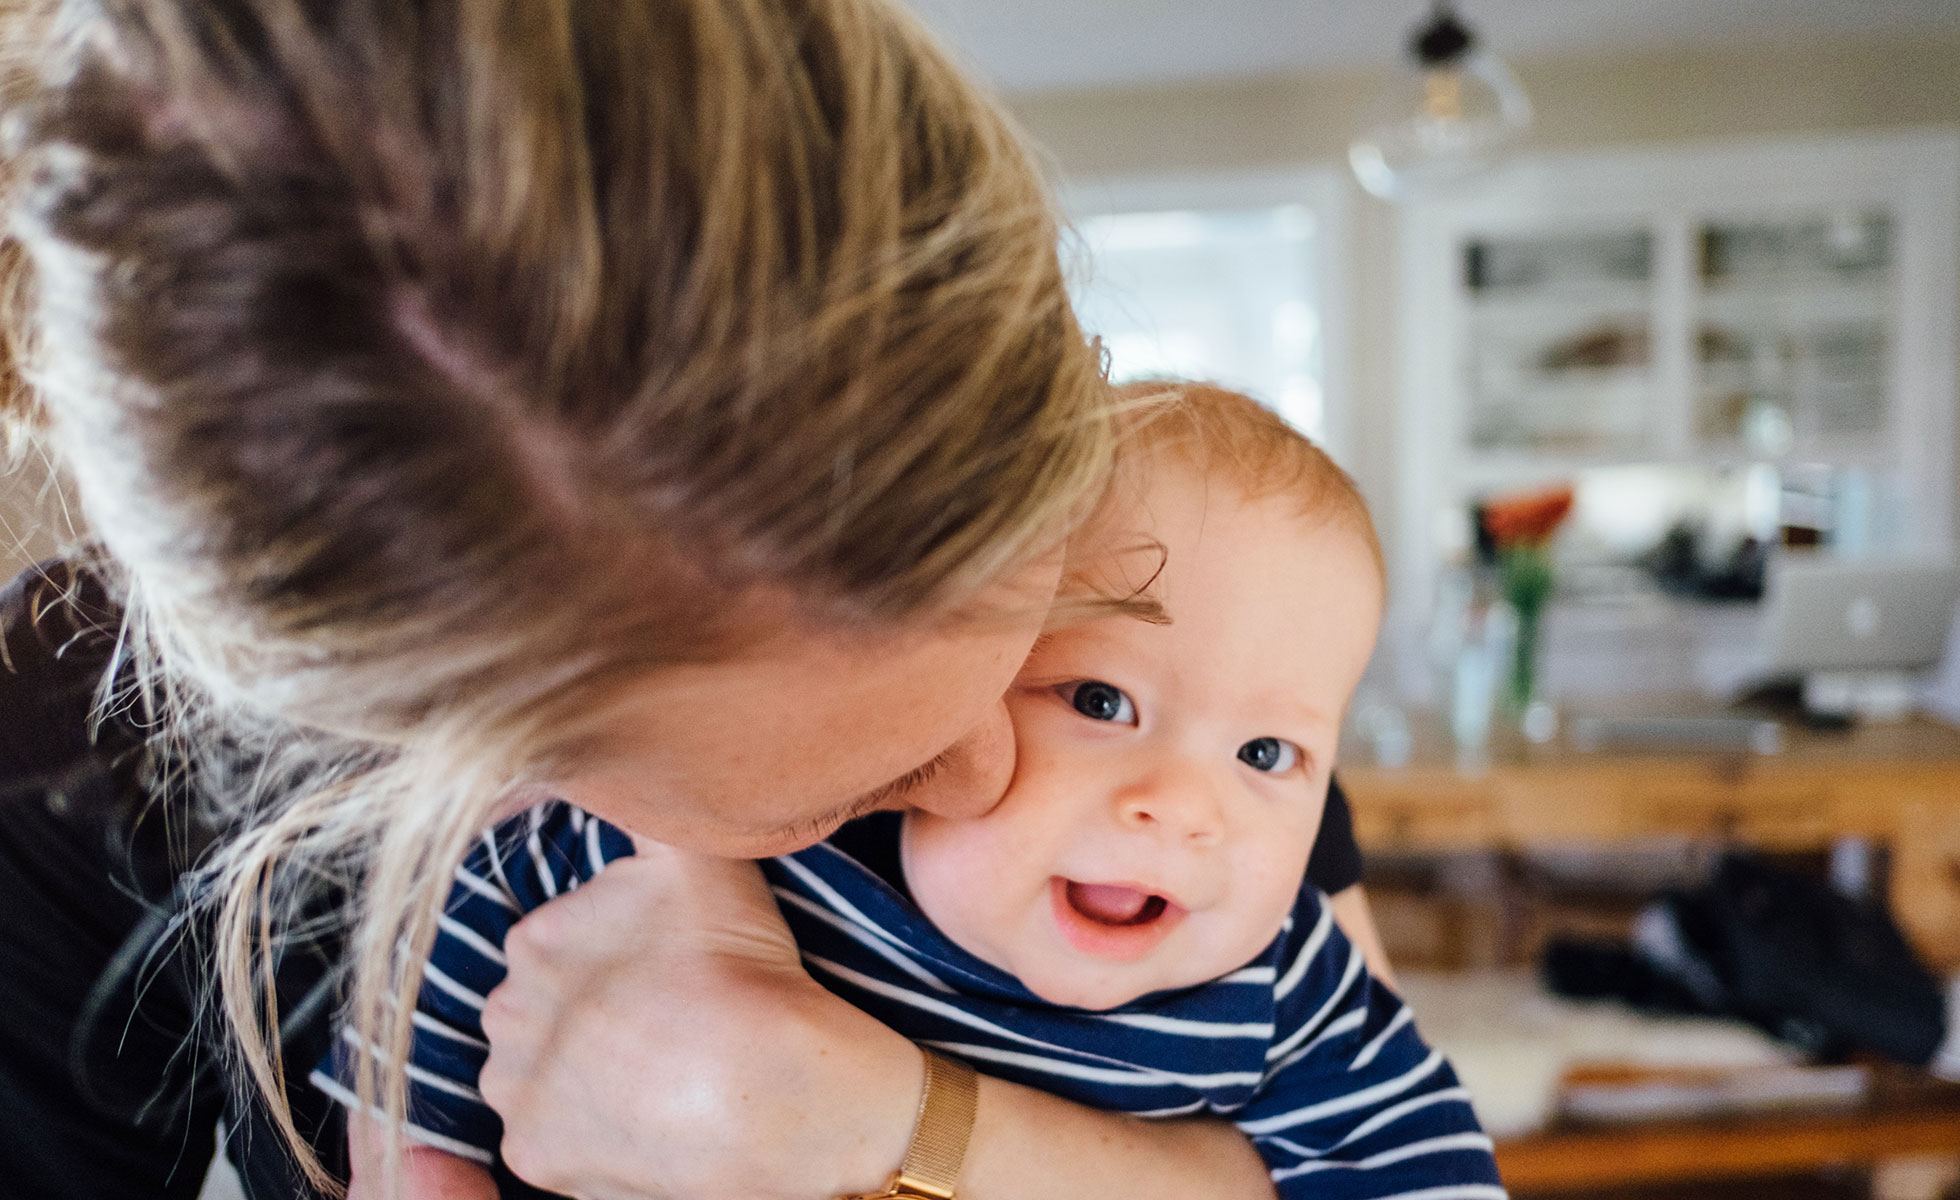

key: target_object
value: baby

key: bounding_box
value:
[317,382,1505,1199]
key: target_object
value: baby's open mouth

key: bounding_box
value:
[1050,878,1187,962]
[1065,881,1170,927]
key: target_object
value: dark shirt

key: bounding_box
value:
[1309,773,1363,895]
[0,560,230,1198]
[0,559,141,786]
[0,560,343,1200]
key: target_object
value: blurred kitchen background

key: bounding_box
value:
[924,2,1960,1198]
[26,2,1942,1198]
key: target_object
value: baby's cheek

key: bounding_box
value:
[1193,868,1304,983]
[902,816,978,900]
[902,817,1019,947]
[1241,836,1318,929]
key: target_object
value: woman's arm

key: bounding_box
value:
[345,1117,500,1200]
[1329,883,1396,988]
[478,845,1277,1200]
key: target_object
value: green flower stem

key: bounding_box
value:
[1500,546,1555,715]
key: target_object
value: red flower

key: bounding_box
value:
[1481,485,1575,549]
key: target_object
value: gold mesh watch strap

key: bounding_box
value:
[889,1049,978,1199]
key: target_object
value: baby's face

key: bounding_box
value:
[901,456,1384,1011]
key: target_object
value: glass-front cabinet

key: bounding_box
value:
[1692,212,1894,457]
[1453,212,1905,466]
[1396,132,1959,619]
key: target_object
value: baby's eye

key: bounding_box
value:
[1238,737,1301,774]
[1065,680,1137,725]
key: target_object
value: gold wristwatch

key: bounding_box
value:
[844,1049,978,1200]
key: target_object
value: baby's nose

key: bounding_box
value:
[1115,778,1225,846]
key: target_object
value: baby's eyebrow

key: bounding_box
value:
[1247,693,1334,732]
[1041,590,1172,634]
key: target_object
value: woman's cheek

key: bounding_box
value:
[997,709,1087,811]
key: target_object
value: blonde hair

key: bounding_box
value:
[1116,379,1384,576]
[0,0,1113,1190]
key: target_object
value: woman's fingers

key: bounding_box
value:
[480,843,920,1198]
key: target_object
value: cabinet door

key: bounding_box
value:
[1460,227,1657,457]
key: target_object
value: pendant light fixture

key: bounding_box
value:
[1349,1,1533,201]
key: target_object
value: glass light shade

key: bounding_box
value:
[1349,50,1533,201]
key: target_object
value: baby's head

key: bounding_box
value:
[901,382,1385,1010]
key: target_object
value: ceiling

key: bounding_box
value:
[906,0,1960,95]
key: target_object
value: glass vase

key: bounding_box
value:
[1499,546,1557,742]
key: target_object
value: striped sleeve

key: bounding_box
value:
[310,802,633,1163]
[1237,893,1506,1200]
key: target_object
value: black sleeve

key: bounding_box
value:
[1306,775,1364,895]
[0,558,350,1200]
[0,558,222,1198]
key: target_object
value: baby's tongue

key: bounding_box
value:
[1068,881,1151,925]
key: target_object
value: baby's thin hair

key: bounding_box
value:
[1114,379,1385,579]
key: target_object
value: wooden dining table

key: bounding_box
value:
[1495,1070,1960,1197]
[1339,701,1960,969]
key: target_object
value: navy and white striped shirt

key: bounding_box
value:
[315,801,1504,1199]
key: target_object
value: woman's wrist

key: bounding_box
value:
[806,995,931,1198]
[958,1072,1276,1200]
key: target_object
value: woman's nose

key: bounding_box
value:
[904,701,1015,821]
[1115,769,1225,847]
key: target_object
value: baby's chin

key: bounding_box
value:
[1010,958,1210,1012]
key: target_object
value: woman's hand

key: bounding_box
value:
[478,842,923,1200]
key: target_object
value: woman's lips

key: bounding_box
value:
[1050,878,1187,963]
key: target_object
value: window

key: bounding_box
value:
[1062,171,1350,455]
